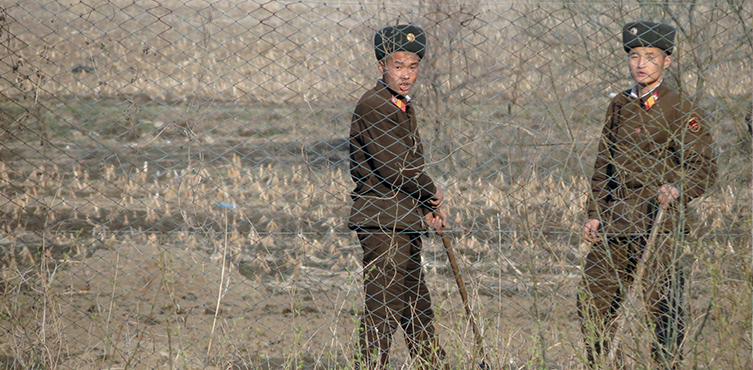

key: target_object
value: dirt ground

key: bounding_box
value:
[0,1,751,368]
[0,232,587,369]
[0,89,749,369]
[0,214,749,370]
[0,92,750,369]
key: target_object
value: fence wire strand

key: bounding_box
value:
[0,1,750,369]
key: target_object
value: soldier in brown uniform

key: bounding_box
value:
[348,25,449,370]
[578,21,716,369]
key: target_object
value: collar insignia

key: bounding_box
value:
[644,91,659,111]
[391,96,406,112]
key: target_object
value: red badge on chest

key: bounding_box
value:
[688,117,701,133]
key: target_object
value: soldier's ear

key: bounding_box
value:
[663,55,672,69]
[377,60,386,74]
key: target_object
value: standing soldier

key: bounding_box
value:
[348,25,449,370]
[578,21,716,369]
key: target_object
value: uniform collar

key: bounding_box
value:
[629,78,663,99]
[378,79,411,102]
[630,79,665,111]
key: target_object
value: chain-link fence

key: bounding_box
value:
[0,0,750,369]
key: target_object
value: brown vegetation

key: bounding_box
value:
[0,0,750,369]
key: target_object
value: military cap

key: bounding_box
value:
[623,21,676,55]
[374,24,427,61]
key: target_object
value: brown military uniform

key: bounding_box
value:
[579,81,716,368]
[349,81,437,232]
[585,82,716,236]
[349,80,446,369]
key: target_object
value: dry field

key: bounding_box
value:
[0,0,751,369]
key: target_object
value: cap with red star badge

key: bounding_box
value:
[623,21,676,55]
[374,24,427,61]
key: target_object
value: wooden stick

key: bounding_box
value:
[440,231,489,368]
[607,208,666,367]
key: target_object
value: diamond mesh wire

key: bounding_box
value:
[0,1,750,369]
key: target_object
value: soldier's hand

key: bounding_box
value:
[583,219,601,243]
[657,184,680,209]
[426,187,445,209]
[425,207,448,231]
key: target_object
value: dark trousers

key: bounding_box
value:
[355,229,447,370]
[578,236,685,369]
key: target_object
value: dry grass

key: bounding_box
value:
[0,142,748,368]
[0,0,750,369]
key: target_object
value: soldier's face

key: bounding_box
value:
[379,51,420,96]
[628,47,671,87]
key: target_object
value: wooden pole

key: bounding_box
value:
[440,231,489,369]
[607,208,666,368]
